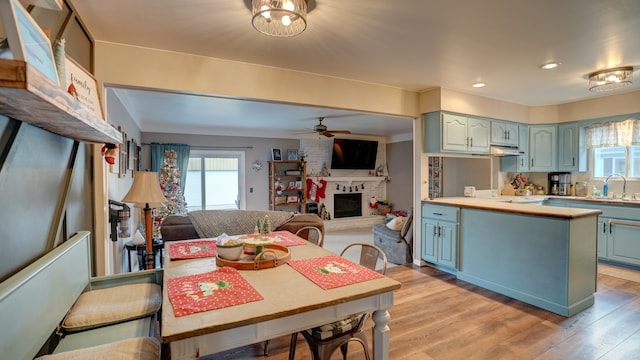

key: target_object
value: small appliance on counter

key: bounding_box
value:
[575,181,588,197]
[548,172,571,195]
[463,186,476,197]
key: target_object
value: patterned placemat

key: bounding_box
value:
[269,231,308,246]
[167,267,263,317]
[168,240,217,260]
[288,255,384,290]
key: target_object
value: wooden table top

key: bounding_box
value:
[161,239,402,343]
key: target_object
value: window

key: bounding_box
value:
[588,119,640,179]
[592,146,640,178]
[184,151,245,211]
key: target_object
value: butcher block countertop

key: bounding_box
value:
[424,197,602,219]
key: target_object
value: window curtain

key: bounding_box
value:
[587,118,640,148]
[150,143,191,191]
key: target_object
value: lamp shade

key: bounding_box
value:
[122,171,167,208]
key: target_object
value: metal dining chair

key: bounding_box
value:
[295,226,324,247]
[288,243,388,360]
[263,226,325,356]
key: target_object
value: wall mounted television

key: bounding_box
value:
[330,139,378,170]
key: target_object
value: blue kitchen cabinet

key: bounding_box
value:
[558,122,579,171]
[491,120,519,146]
[441,113,490,154]
[422,203,459,271]
[529,125,557,171]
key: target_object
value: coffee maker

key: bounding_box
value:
[548,172,571,195]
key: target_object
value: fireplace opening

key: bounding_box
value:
[334,193,362,218]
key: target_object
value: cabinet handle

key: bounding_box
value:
[470,137,473,148]
[603,222,607,233]
[520,157,524,167]
[433,226,437,237]
[466,137,469,147]
[610,220,640,228]
[437,226,441,237]
[572,157,575,166]
[531,158,534,167]
[432,212,443,216]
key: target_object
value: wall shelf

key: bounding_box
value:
[0,59,122,144]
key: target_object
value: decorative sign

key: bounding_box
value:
[65,55,104,119]
[0,0,59,85]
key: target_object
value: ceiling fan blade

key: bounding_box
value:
[327,130,351,134]
[321,131,335,137]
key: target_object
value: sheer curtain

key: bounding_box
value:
[150,143,191,191]
[587,118,640,148]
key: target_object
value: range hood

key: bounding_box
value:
[489,145,524,156]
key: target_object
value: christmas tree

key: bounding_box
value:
[153,150,187,235]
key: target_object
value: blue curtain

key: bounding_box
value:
[150,143,191,191]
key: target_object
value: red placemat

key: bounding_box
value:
[168,240,216,260]
[167,267,263,317]
[288,255,384,290]
[270,231,308,246]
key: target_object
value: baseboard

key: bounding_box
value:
[323,215,385,231]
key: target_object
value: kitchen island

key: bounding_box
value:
[422,198,601,316]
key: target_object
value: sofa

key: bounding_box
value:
[372,208,414,264]
[161,209,324,241]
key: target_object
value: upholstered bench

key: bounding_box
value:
[35,337,161,360]
[0,231,163,360]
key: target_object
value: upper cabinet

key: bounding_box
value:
[557,123,579,172]
[529,125,557,171]
[491,121,519,146]
[440,113,490,154]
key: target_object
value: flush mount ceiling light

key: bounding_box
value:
[472,82,485,88]
[539,62,561,70]
[588,66,634,92]
[251,0,308,37]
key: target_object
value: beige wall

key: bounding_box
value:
[94,42,420,119]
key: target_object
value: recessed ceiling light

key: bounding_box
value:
[472,82,485,88]
[539,62,561,70]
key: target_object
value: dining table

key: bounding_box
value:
[161,234,402,360]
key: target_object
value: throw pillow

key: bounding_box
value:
[386,216,405,231]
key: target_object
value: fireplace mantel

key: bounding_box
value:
[320,176,386,182]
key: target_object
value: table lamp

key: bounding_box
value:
[122,171,167,270]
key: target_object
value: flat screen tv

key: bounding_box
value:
[331,139,378,170]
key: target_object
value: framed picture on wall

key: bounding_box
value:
[272,148,282,161]
[0,0,60,86]
[287,149,298,160]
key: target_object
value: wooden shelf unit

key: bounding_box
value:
[0,59,122,144]
[268,161,307,213]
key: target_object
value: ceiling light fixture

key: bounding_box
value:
[588,66,633,92]
[472,82,486,88]
[251,0,307,37]
[539,62,560,70]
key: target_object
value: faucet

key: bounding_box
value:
[605,173,627,199]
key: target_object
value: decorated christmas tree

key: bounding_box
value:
[153,150,187,235]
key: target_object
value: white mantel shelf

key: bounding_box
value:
[322,176,387,182]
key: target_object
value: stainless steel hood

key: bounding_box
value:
[490,145,524,156]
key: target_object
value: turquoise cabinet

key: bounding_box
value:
[550,200,640,266]
[491,120,519,146]
[529,125,557,171]
[558,123,579,171]
[421,203,459,270]
[441,113,490,154]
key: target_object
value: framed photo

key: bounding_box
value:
[128,138,136,170]
[287,195,299,204]
[272,148,282,161]
[0,0,59,85]
[295,181,303,189]
[287,149,298,161]
[64,54,104,119]
[119,129,128,178]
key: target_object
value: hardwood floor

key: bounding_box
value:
[206,263,640,360]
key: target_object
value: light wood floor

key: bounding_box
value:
[207,262,640,360]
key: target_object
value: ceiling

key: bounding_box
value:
[71,0,640,139]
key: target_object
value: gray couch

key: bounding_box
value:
[161,209,324,241]
[372,209,413,264]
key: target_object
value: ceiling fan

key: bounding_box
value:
[311,117,351,137]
